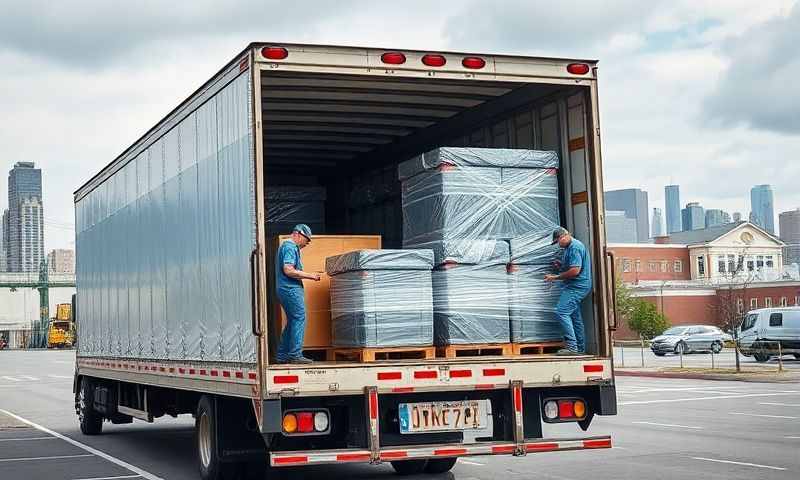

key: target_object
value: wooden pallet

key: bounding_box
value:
[512,341,564,355]
[327,346,436,362]
[436,343,514,359]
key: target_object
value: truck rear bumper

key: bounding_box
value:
[269,435,611,467]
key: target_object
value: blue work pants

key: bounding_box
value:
[554,286,591,352]
[276,287,306,361]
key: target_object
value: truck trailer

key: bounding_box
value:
[73,43,618,479]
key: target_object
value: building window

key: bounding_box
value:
[796,296,800,306]
[635,259,641,272]
[766,256,774,268]
[649,261,658,272]
[781,297,788,307]
[661,260,668,272]
[718,256,726,273]
[674,260,683,273]
[751,298,758,308]
[747,260,755,272]
[728,254,736,273]
[757,255,764,268]
[622,259,631,273]
[737,298,744,313]
[765,297,773,308]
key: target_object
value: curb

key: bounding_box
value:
[615,369,800,383]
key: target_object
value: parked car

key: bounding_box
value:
[738,307,800,362]
[650,325,727,356]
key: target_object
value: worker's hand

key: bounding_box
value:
[312,273,322,281]
[544,274,559,282]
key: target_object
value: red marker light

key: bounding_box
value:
[422,54,447,67]
[381,52,407,65]
[262,47,289,60]
[566,63,590,75]
[462,57,486,69]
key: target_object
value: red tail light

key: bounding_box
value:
[381,52,407,65]
[297,412,314,433]
[559,400,574,418]
[462,57,486,69]
[262,47,288,60]
[422,54,447,67]
[566,63,590,75]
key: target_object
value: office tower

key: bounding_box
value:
[604,188,649,242]
[681,202,705,231]
[665,185,681,233]
[750,184,775,234]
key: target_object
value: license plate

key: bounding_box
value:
[399,400,490,434]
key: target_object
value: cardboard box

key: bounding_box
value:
[268,235,382,350]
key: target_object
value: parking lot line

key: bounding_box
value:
[0,436,56,442]
[621,391,800,405]
[730,412,798,419]
[72,475,143,480]
[0,408,163,480]
[0,454,94,463]
[760,402,800,407]
[632,421,703,430]
[785,436,800,439]
[690,457,786,471]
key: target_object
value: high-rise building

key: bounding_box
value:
[651,207,664,237]
[665,185,681,234]
[751,184,775,234]
[47,249,75,274]
[6,162,44,272]
[0,211,6,272]
[604,188,649,242]
[705,209,731,228]
[681,202,705,231]
[779,209,800,265]
[605,210,638,243]
[733,212,742,223]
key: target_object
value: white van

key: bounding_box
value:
[738,307,800,362]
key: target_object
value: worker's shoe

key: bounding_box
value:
[289,356,314,364]
[555,348,579,356]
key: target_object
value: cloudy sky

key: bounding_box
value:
[1,0,798,250]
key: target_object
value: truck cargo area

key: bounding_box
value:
[260,70,607,363]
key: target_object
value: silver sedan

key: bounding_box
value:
[650,325,726,356]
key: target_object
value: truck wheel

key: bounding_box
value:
[78,377,103,435]
[425,457,458,473]
[391,459,428,475]
[196,395,237,480]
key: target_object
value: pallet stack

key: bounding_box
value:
[399,147,564,357]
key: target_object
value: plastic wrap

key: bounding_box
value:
[326,249,434,275]
[266,185,326,234]
[327,249,434,348]
[410,238,508,266]
[433,263,510,345]
[400,148,561,246]
[508,264,563,342]
[509,231,560,265]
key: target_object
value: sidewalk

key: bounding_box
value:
[616,366,800,383]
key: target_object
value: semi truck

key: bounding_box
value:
[73,43,618,480]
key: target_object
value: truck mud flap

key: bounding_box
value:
[269,435,611,467]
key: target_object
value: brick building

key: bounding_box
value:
[609,222,796,338]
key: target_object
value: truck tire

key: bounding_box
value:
[196,395,237,480]
[425,457,458,473]
[78,377,103,435]
[391,459,427,475]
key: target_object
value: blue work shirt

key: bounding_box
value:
[276,239,304,291]
[561,238,592,290]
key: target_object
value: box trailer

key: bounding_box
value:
[73,43,618,479]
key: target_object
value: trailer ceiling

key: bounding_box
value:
[260,71,564,172]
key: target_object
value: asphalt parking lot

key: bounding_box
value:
[1,349,798,479]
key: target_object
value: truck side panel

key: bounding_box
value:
[75,72,257,364]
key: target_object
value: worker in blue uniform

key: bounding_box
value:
[544,227,592,355]
[275,224,321,364]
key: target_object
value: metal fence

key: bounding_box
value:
[612,339,794,372]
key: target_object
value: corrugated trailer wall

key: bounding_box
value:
[75,72,256,363]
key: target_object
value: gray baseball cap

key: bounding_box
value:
[551,227,568,244]
[293,223,313,241]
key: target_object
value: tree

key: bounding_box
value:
[627,300,670,340]
[707,250,754,373]
[614,279,636,326]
